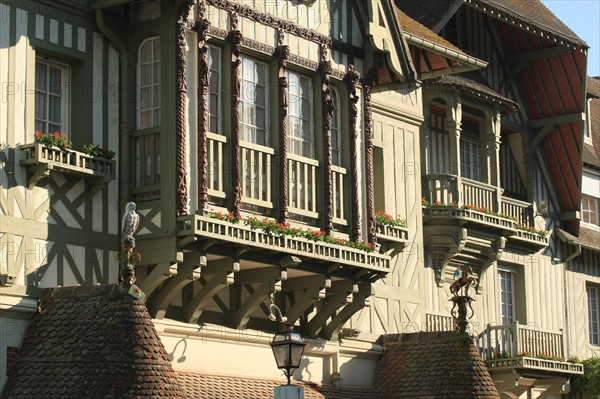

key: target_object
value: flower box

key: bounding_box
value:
[20,142,116,190]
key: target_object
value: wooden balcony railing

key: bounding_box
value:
[288,153,318,219]
[423,174,538,234]
[425,313,455,332]
[178,214,390,272]
[240,141,273,209]
[20,142,116,191]
[476,322,583,374]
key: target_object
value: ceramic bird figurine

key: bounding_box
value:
[121,202,139,242]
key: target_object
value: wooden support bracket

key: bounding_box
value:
[138,262,178,297]
[305,280,357,338]
[320,283,372,340]
[149,255,205,319]
[184,259,240,324]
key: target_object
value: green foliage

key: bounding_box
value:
[570,357,600,398]
[81,144,116,160]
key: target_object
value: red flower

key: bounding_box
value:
[35,130,41,137]
[53,131,60,138]
[62,133,67,138]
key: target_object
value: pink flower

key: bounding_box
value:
[35,130,41,137]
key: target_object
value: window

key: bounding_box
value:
[138,37,161,129]
[498,269,515,325]
[588,286,599,346]
[582,194,599,225]
[35,59,69,134]
[460,138,481,181]
[287,70,314,158]
[239,56,268,146]
[208,46,221,134]
[331,87,341,166]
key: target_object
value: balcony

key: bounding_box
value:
[476,322,583,375]
[178,214,390,273]
[20,142,116,191]
[422,174,548,249]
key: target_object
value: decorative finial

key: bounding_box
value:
[115,202,145,300]
[449,265,476,334]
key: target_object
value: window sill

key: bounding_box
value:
[20,142,116,193]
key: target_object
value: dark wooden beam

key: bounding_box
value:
[320,283,372,340]
[527,112,584,128]
[504,46,569,65]
[305,280,358,338]
[138,262,177,298]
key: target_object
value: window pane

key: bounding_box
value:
[48,67,61,95]
[48,95,61,124]
[35,93,46,120]
[35,63,46,91]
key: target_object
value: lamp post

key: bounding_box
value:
[270,323,306,385]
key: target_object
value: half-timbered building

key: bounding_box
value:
[0,0,596,398]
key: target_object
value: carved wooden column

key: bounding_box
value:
[344,65,361,242]
[275,30,290,224]
[318,45,334,235]
[446,94,462,206]
[227,13,243,217]
[485,108,502,212]
[363,65,378,245]
[196,3,210,212]
[175,0,195,216]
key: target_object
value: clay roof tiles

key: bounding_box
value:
[0,285,184,399]
[177,372,383,399]
[373,331,500,399]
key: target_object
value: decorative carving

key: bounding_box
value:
[115,201,145,300]
[276,43,290,223]
[206,26,346,79]
[344,65,361,241]
[362,62,380,245]
[175,0,195,216]
[197,6,211,211]
[205,0,364,58]
[319,45,334,234]
[227,19,243,217]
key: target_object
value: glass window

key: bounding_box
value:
[287,70,314,158]
[35,59,69,134]
[331,87,341,166]
[208,46,221,134]
[498,269,515,325]
[582,194,599,225]
[589,286,599,346]
[138,37,161,129]
[460,138,481,181]
[239,56,268,146]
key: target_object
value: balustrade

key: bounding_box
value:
[288,153,318,219]
[240,141,274,209]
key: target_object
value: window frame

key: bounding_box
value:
[498,268,516,325]
[35,58,70,135]
[582,193,600,226]
[460,136,481,182]
[588,285,600,346]
[330,86,342,166]
[287,69,315,159]
[239,54,270,147]
[137,36,161,130]
[207,45,222,135]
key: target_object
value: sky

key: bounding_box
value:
[541,0,600,77]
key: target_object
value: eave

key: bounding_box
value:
[404,33,488,80]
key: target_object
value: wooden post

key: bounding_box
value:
[196,4,210,212]
[446,94,463,206]
[275,29,290,224]
[344,65,361,242]
[226,13,243,217]
[318,45,333,234]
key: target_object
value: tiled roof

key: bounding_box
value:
[177,372,383,399]
[558,226,600,252]
[395,0,463,33]
[0,285,184,399]
[373,331,500,399]
[424,72,519,114]
[588,76,600,98]
[397,0,586,47]
[394,7,463,53]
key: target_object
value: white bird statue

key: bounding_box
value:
[121,202,139,242]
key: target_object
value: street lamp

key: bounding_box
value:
[270,323,306,385]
